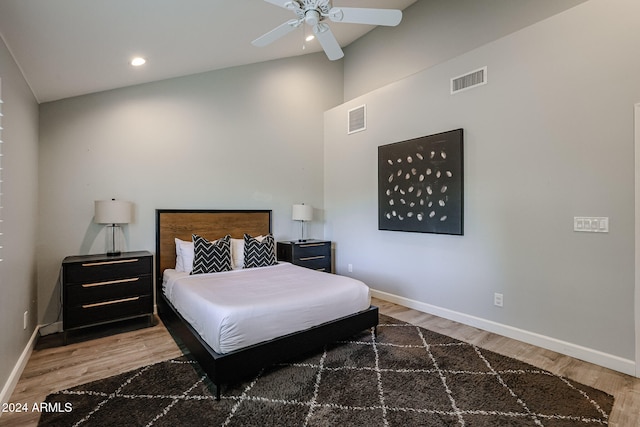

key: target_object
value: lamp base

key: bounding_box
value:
[105,224,122,256]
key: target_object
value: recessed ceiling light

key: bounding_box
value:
[130,57,146,67]
[305,35,315,42]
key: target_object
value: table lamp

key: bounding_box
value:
[292,203,313,242]
[94,199,132,256]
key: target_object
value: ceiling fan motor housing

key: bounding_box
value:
[291,0,331,19]
[305,9,321,25]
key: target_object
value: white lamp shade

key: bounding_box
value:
[292,204,313,222]
[94,200,133,224]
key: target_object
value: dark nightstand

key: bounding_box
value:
[62,251,154,343]
[277,240,332,272]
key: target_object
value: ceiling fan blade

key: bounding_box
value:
[328,7,402,26]
[313,23,344,61]
[252,19,301,47]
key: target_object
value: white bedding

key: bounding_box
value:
[163,262,371,354]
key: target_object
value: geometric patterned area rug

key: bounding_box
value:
[38,315,613,426]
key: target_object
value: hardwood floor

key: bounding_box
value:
[375,298,640,427]
[0,317,183,427]
[2,298,640,426]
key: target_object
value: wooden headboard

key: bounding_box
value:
[155,209,272,285]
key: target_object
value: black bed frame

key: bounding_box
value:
[155,209,379,400]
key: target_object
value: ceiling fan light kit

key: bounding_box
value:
[253,0,403,61]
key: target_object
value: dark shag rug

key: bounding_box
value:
[39,315,613,426]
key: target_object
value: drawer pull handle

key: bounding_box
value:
[82,296,140,309]
[300,244,325,248]
[82,277,139,288]
[81,259,139,267]
[299,255,325,261]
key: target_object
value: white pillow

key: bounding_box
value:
[174,238,194,273]
[231,235,264,269]
[230,238,244,269]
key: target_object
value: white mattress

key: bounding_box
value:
[162,262,371,354]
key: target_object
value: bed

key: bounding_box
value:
[155,209,379,400]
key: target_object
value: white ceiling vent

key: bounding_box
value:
[451,66,487,94]
[348,104,366,134]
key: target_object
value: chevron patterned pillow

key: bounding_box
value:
[191,234,232,274]
[243,234,277,268]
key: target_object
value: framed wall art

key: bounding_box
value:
[378,129,464,235]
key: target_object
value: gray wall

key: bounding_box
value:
[38,53,343,324]
[343,0,587,101]
[325,0,639,368]
[0,37,39,398]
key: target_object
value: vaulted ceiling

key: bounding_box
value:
[0,0,416,103]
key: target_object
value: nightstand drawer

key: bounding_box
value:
[64,256,152,284]
[64,295,153,329]
[292,242,330,260]
[295,256,330,271]
[66,275,152,306]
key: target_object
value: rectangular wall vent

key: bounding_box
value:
[451,66,487,94]
[348,104,366,134]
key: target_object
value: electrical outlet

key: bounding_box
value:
[348,264,353,273]
[23,311,28,330]
[494,293,503,307]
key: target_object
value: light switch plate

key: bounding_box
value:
[574,217,608,233]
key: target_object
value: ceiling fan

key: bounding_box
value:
[252,0,403,61]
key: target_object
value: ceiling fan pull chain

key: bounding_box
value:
[302,24,306,50]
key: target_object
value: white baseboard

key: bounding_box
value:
[0,326,40,410]
[371,289,637,377]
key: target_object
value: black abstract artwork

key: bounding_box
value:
[378,129,463,235]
